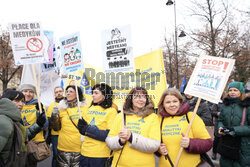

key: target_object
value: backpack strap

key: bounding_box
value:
[186,113,190,123]
[240,107,247,126]
[114,113,126,167]
[66,110,78,130]
[160,117,174,167]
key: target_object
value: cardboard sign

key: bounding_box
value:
[184,55,235,104]
[8,22,49,65]
[41,46,59,72]
[102,25,134,73]
[60,32,84,74]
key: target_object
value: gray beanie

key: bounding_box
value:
[19,84,36,94]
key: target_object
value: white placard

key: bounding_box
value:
[101,25,134,73]
[8,22,49,65]
[184,55,235,104]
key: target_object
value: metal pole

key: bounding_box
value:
[174,0,179,89]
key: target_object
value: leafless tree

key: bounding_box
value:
[0,32,22,91]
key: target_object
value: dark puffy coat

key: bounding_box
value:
[218,96,250,167]
[0,98,22,165]
[184,97,213,126]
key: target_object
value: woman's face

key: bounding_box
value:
[132,92,147,112]
[228,88,241,98]
[163,95,181,115]
[22,89,34,102]
[92,89,105,104]
[66,87,77,102]
[13,98,25,111]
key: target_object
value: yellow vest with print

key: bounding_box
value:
[81,105,117,157]
[109,113,161,167]
[159,112,211,167]
[57,105,88,152]
[46,102,59,135]
[21,104,46,142]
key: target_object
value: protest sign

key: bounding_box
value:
[20,64,61,107]
[41,46,59,72]
[102,25,134,73]
[8,22,49,65]
[65,49,167,108]
[43,30,54,64]
[184,55,235,104]
[60,32,84,74]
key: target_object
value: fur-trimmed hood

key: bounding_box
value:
[58,98,88,111]
[123,102,155,117]
[223,96,250,107]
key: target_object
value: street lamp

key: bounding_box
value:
[166,0,186,89]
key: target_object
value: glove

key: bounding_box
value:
[37,112,46,127]
[77,118,89,135]
[35,103,45,112]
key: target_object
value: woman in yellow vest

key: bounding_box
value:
[52,85,88,167]
[105,87,161,167]
[19,84,48,167]
[157,88,212,167]
[77,83,117,167]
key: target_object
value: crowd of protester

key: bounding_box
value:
[0,81,249,167]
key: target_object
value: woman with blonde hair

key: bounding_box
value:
[156,88,212,167]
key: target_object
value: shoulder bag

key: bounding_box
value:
[26,140,51,162]
[216,107,246,160]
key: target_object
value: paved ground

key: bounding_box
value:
[38,126,220,167]
[38,152,220,167]
[37,155,52,167]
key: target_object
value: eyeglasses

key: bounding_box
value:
[133,94,147,99]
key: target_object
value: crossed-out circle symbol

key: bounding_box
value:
[26,37,43,52]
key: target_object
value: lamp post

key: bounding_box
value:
[166,0,186,89]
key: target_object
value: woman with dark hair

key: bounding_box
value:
[1,89,46,167]
[105,87,161,167]
[51,85,88,167]
[156,88,212,167]
[217,82,250,167]
[77,83,117,167]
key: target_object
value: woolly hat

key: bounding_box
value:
[18,84,36,94]
[228,81,244,93]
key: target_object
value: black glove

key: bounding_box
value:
[37,112,46,127]
[77,118,89,135]
[35,103,45,112]
[46,130,52,145]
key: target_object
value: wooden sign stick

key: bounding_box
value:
[174,98,201,167]
[31,64,42,114]
[119,77,125,127]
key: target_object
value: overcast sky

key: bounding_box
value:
[0,0,249,67]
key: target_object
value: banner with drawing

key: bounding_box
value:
[60,32,84,74]
[65,49,167,108]
[41,45,59,72]
[8,22,49,65]
[101,25,134,73]
[184,55,235,104]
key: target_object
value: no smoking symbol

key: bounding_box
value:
[26,37,43,52]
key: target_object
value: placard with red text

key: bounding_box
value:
[184,55,235,104]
